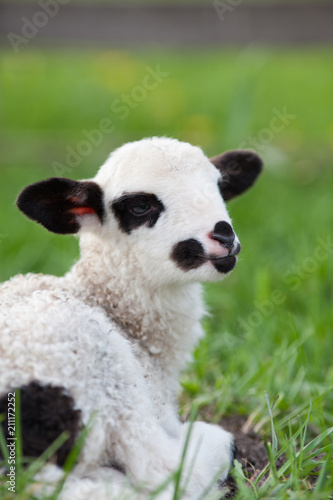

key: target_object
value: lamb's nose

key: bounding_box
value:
[211,221,235,248]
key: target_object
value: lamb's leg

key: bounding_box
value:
[179,421,235,494]
[76,331,231,499]
[70,329,182,495]
[34,464,145,500]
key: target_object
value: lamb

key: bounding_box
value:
[0,137,262,499]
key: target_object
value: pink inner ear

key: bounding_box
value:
[70,207,96,216]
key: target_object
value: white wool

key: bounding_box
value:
[0,137,240,499]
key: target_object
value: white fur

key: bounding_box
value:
[0,137,239,499]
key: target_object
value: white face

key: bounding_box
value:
[17,137,262,287]
[92,138,241,285]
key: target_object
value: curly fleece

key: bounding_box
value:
[0,137,262,499]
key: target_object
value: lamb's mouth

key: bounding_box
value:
[170,239,240,273]
[208,255,237,273]
[206,242,240,274]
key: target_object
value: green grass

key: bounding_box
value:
[0,46,333,497]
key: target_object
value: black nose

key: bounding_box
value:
[211,221,235,248]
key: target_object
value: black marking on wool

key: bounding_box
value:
[171,239,205,271]
[210,150,263,201]
[17,177,105,234]
[211,221,235,248]
[111,192,165,234]
[0,381,82,467]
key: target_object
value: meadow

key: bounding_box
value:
[0,46,332,498]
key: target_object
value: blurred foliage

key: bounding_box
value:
[1,47,332,176]
[0,47,332,488]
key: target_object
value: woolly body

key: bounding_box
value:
[0,137,262,499]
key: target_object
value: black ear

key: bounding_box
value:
[16,177,105,234]
[210,150,263,201]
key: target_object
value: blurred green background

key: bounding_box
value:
[1,22,333,493]
[1,47,332,279]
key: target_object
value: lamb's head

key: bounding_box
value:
[17,137,262,286]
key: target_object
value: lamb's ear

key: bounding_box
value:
[16,177,105,234]
[210,150,263,201]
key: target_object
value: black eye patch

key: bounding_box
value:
[111,192,165,234]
